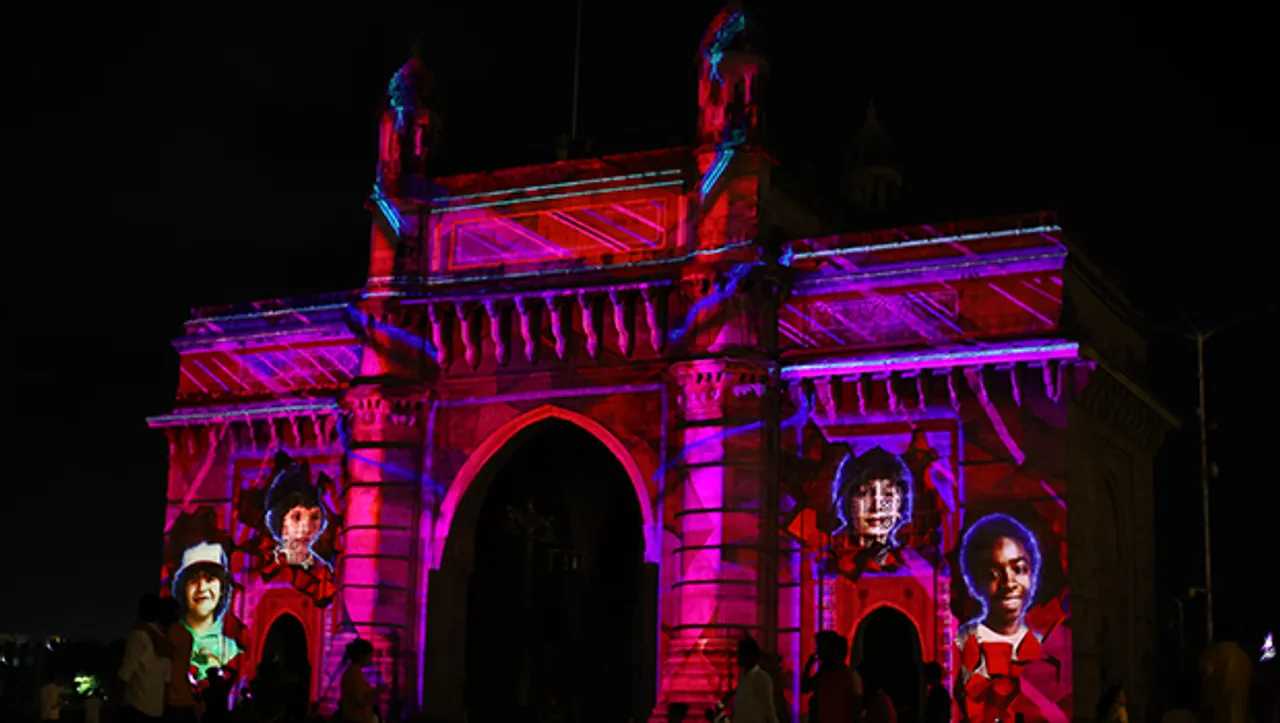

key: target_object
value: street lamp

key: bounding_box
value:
[1183,314,1256,644]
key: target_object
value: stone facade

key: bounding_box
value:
[148,5,1176,722]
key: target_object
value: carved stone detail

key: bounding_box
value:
[578,293,601,359]
[514,296,542,363]
[455,303,482,371]
[427,303,452,371]
[347,389,425,429]
[814,377,840,421]
[642,286,668,354]
[484,300,510,367]
[609,290,636,358]
[545,294,571,360]
[884,374,901,413]
[1075,365,1174,453]
[671,359,771,421]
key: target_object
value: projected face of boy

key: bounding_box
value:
[978,536,1032,634]
[185,570,223,631]
[851,478,904,545]
[279,504,323,565]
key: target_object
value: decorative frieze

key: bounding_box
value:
[158,408,344,458]
[1074,364,1175,453]
[671,359,772,421]
[398,282,672,371]
[349,391,424,429]
[793,360,1091,420]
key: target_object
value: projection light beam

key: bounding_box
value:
[704,10,745,85]
[346,308,440,363]
[669,258,763,344]
[792,224,1062,262]
[780,341,1079,379]
[655,400,811,484]
[371,185,404,237]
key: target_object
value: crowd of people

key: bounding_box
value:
[674,631,946,723]
[26,597,1279,723]
[664,622,1275,723]
[29,594,381,723]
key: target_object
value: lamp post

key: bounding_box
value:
[1184,314,1254,644]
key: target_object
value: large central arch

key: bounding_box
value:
[430,404,660,570]
[421,403,661,722]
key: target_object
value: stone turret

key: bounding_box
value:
[376,41,442,198]
[845,101,902,212]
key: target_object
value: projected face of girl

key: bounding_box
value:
[979,536,1032,633]
[851,478,904,545]
[279,504,323,565]
[185,571,223,629]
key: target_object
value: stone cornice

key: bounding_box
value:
[1074,362,1176,453]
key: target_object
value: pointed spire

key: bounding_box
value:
[853,100,896,170]
[845,100,902,212]
[410,37,423,60]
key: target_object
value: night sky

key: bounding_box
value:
[5,4,1275,647]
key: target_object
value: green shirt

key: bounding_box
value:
[186,622,241,681]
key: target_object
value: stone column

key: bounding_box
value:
[337,386,425,715]
[661,358,775,709]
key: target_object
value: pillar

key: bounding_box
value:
[337,298,430,716]
[338,385,426,716]
[662,358,778,709]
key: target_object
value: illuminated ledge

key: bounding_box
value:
[779,340,1080,380]
[146,401,341,428]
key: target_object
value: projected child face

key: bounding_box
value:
[851,478,904,544]
[979,536,1032,623]
[185,571,223,624]
[281,505,323,548]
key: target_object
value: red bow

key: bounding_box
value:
[252,536,338,606]
[960,633,1043,723]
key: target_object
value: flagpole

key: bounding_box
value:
[570,0,583,141]
[1194,330,1213,643]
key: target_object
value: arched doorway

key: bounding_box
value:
[259,613,311,719]
[460,419,648,723]
[853,606,923,723]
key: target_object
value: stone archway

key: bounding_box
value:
[852,605,924,723]
[259,613,311,720]
[431,404,659,570]
[422,407,659,723]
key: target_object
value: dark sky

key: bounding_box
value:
[4,4,1275,645]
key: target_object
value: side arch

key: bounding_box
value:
[850,601,927,653]
[257,610,310,658]
[429,403,660,569]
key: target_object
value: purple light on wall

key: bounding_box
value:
[147,402,341,427]
[792,248,1066,295]
[793,224,1062,262]
[780,341,1078,380]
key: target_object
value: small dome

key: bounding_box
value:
[698,2,761,69]
[853,102,897,169]
[386,41,434,120]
